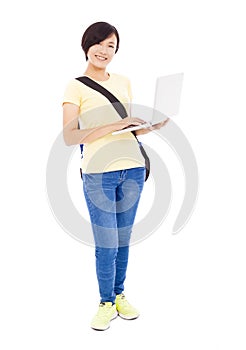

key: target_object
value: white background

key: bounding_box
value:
[1,0,246,349]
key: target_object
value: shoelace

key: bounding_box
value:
[117,295,131,308]
[97,303,114,319]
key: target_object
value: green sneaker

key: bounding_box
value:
[115,294,140,320]
[90,302,118,331]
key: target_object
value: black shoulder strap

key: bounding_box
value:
[75,75,150,181]
[75,76,128,119]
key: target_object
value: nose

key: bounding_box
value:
[98,44,107,54]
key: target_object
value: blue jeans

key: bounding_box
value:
[82,167,145,303]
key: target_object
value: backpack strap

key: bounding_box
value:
[76,76,150,181]
[76,76,128,118]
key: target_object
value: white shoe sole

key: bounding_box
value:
[118,312,140,320]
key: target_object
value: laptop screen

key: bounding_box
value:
[153,73,184,122]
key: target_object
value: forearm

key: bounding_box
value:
[134,128,151,136]
[63,122,119,146]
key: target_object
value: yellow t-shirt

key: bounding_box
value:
[62,73,145,173]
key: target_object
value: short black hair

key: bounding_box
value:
[81,22,120,60]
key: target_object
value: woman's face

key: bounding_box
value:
[87,34,117,69]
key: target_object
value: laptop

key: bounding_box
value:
[112,73,184,135]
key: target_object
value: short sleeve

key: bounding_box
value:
[62,80,81,107]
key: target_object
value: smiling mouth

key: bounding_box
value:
[95,55,107,61]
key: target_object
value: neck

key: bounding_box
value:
[84,64,109,81]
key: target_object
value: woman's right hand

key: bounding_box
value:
[113,116,146,131]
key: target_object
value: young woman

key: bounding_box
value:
[62,22,169,331]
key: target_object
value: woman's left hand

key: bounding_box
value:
[149,118,170,130]
[134,118,170,135]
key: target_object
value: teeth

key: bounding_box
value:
[96,55,107,60]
